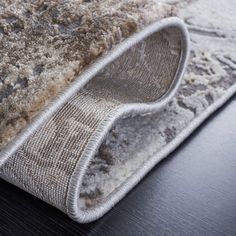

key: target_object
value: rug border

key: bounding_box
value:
[66,18,190,223]
[1,17,192,224]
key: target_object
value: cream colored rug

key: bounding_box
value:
[0,0,235,223]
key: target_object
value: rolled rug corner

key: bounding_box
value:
[0,0,193,223]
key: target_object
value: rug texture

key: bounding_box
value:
[0,0,236,223]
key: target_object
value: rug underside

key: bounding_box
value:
[0,0,236,223]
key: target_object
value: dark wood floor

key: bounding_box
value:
[0,95,236,236]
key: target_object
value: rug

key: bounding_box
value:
[0,0,235,223]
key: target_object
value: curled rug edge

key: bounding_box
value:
[0,17,190,223]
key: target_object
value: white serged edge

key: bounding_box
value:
[66,18,190,223]
[2,17,212,224]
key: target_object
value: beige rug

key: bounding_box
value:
[0,0,235,223]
